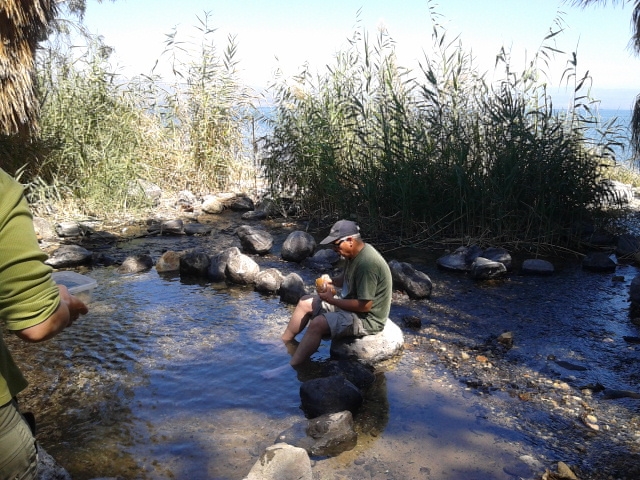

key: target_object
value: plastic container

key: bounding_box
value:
[51,271,97,303]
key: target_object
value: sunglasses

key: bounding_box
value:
[331,236,350,249]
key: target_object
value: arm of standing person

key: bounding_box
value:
[15,284,87,342]
[0,169,88,342]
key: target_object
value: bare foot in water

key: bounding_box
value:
[261,363,291,379]
[283,339,299,356]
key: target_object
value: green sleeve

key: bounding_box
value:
[0,170,60,331]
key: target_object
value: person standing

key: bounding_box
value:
[0,168,88,480]
[281,219,392,366]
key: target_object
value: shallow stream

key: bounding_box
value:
[7,215,640,479]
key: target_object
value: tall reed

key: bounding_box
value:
[261,13,620,250]
[11,12,257,218]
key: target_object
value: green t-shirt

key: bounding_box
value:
[342,243,392,334]
[0,169,60,406]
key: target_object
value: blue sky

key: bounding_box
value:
[82,0,640,110]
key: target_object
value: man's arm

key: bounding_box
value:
[15,285,88,343]
[319,290,372,313]
[329,272,344,288]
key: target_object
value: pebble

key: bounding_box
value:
[582,414,599,431]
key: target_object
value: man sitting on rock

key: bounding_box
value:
[281,219,392,367]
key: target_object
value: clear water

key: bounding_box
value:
[7,236,640,479]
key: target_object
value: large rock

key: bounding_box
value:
[388,259,432,299]
[437,245,511,273]
[470,257,507,280]
[241,210,268,221]
[330,319,404,366]
[54,221,93,238]
[276,411,357,457]
[281,231,316,263]
[45,245,93,269]
[617,234,640,259]
[521,258,554,276]
[207,247,240,282]
[299,375,363,417]
[33,217,56,241]
[201,195,225,214]
[184,223,213,236]
[582,252,617,273]
[436,246,472,272]
[37,444,72,480]
[303,248,340,271]
[227,194,255,211]
[323,359,376,390]
[118,254,154,274]
[176,190,197,209]
[236,225,273,254]
[279,273,306,304]
[156,251,181,273]
[255,268,285,294]
[630,274,640,304]
[242,196,273,220]
[148,219,184,235]
[243,443,312,480]
[482,247,512,270]
[226,252,260,285]
[180,250,210,277]
[464,244,484,264]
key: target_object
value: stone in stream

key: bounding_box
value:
[236,224,273,254]
[582,251,617,273]
[281,231,316,263]
[207,247,240,282]
[276,411,357,457]
[279,273,306,304]
[520,258,554,276]
[299,375,363,418]
[156,250,181,273]
[255,268,285,294]
[388,259,433,298]
[470,256,507,280]
[436,245,512,276]
[225,252,260,285]
[179,250,210,277]
[45,244,93,269]
[118,254,154,274]
[243,443,312,480]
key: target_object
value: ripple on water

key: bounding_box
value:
[9,247,640,479]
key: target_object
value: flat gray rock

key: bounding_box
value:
[330,319,404,366]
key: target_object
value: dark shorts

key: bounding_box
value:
[0,400,37,480]
[311,296,369,339]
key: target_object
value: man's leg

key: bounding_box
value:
[290,315,330,366]
[281,295,315,342]
[0,401,38,480]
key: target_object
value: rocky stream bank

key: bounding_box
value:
[21,190,640,479]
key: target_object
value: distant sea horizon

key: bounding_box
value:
[252,106,636,164]
[588,108,633,164]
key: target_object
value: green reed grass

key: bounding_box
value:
[5,12,257,219]
[261,12,622,251]
[0,6,629,252]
